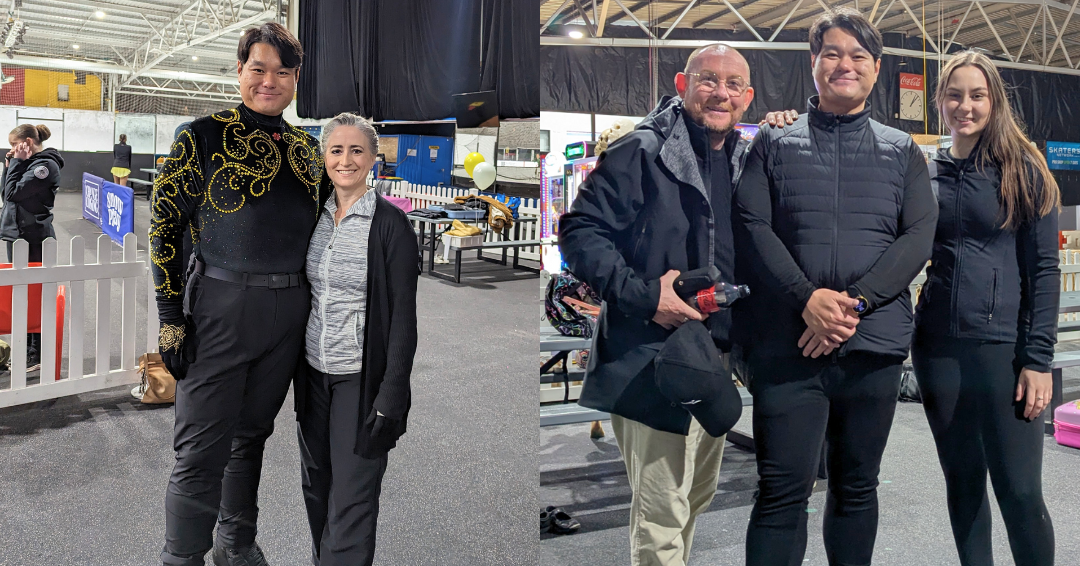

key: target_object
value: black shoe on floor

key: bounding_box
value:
[212,541,269,566]
[25,353,41,373]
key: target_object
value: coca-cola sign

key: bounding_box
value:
[899,73,923,90]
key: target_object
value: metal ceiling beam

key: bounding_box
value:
[539,35,1080,76]
[540,0,573,34]
[597,0,613,36]
[611,0,657,39]
[974,2,1013,60]
[121,2,274,87]
[1045,0,1080,64]
[721,0,765,41]
[695,0,757,28]
[661,0,702,39]
[770,0,807,41]
[603,0,651,28]
[6,53,240,85]
[571,0,597,36]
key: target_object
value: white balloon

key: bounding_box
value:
[472,161,496,191]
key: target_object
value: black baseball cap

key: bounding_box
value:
[653,321,742,438]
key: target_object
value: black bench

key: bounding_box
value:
[433,239,541,283]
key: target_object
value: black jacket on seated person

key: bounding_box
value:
[915,145,1060,373]
[733,96,938,360]
[559,95,749,435]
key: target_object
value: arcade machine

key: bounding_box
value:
[540,141,599,273]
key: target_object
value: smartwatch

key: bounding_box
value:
[853,295,869,315]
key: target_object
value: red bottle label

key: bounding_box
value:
[696,287,719,313]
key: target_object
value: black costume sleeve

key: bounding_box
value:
[371,212,420,420]
[558,135,661,321]
[149,127,203,325]
[846,142,938,311]
[1017,169,1060,373]
[3,157,60,205]
[734,133,818,311]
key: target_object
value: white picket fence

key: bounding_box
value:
[374,176,542,262]
[0,233,153,408]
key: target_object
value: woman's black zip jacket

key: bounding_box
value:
[915,147,1060,373]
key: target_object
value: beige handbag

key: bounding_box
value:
[134,353,176,404]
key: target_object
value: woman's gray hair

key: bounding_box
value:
[320,112,379,155]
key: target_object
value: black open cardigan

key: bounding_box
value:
[294,193,420,458]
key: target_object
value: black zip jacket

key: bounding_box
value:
[1,148,64,242]
[113,143,132,169]
[915,147,1059,372]
[733,97,938,359]
[559,95,749,435]
[294,195,419,458]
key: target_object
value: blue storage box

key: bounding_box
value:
[445,209,485,220]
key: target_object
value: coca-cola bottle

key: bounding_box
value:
[672,266,750,314]
[686,282,750,314]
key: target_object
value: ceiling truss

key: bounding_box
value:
[540,0,1080,73]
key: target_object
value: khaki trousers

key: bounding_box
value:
[611,414,726,566]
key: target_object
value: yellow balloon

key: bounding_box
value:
[464,152,486,177]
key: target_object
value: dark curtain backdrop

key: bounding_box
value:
[541,28,1080,142]
[480,0,540,119]
[299,0,538,121]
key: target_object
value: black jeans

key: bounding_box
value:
[161,274,309,565]
[911,336,1054,566]
[298,366,388,566]
[745,352,903,566]
[6,239,42,361]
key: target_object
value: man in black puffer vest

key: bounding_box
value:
[733,9,937,566]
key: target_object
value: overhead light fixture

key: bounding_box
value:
[72,44,79,50]
[95,10,105,18]
[2,20,26,50]
[191,55,198,61]
[568,30,584,39]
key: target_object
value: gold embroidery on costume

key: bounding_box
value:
[205,111,281,214]
[148,108,325,301]
[149,128,203,299]
[159,323,186,353]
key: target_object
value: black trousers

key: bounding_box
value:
[745,352,903,566]
[298,366,388,566]
[911,336,1054,566]
[161,274,309,565]
[5,239,42,360]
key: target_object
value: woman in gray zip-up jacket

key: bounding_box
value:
[295,112,419,566]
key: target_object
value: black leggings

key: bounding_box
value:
[911,336,1054,566]
[745,352,903,566]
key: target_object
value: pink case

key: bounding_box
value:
[1053,400,1080,449]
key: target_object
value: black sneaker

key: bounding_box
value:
[212,541,269,566]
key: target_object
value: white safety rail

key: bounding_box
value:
[369,175,542,263]
[0,233,154,408]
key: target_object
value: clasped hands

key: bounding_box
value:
[799,289,862,358]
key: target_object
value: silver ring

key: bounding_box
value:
[1037,396,1044,401]
[682,317,689,323]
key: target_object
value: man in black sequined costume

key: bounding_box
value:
[150,23,328,566]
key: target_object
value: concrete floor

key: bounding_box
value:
[0,190,540,565]
[541,385,1080,566]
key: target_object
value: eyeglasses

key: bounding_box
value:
[687,72,750,96]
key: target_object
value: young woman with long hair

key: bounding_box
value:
[912,50,1059,566]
